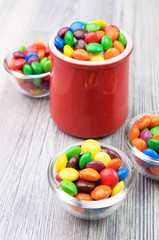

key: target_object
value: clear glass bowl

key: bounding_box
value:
[48,142,135,220]
[124,111,159,180]
[4,50,50,98]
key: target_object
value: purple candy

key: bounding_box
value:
[140,130,152,143]
[27,56,39,65]
[85,161,105,172]
[57,27,69,39]
[13,51,25,59]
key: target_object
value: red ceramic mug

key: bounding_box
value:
[48,28,133,138]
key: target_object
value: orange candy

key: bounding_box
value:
[72,49,90,61]
[80,168,100,181]
[137,115,151,130]
[8,57,16,70]
[105,27,119,41]
[75,193,93,201]
[47,55,51,60]
[130,125,140,140]
[152,132,159,140]
[150,166,159,176]
[113,40,124,53]
[132,138,147,151]
[106,158,122,170]
[149,116,159,129]
[33,41,46,49]
[91,185,111,200]
[96,31,105,39]
[104,48,120,60]
[37,49,45,59]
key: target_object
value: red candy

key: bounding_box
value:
[13,59,26,70]
[25,45,38,54]
[85,32,101,44]
[100,168,119,188]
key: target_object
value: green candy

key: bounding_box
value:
[64,31,74,47]
[40,57,48,68]
[43,60,51,72]
[65,146,81,159]
[150,126,159,136]
[23,64,33,75]
[79,151,93,169]
[31,62,43,74]
[101,35,113,51]
[86,23,101,32]
[86,43,103,53]
[18,46,26,52]
[117,32,127,47]
[60,180,78,196]
[148,139,159,152]
[33,78,41,86]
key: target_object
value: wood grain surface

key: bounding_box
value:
[0,0,159,239]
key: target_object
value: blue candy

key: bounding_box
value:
[141,148,159,166]
[117,168,129,181]
[87,208,104,215]
[25,52,39,62]
[69,21,85,32]
[54,36,65,51]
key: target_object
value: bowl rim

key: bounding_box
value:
[4,49,50,79]
[48,141,135,209]
[48,26,133,67]
[124,111,159,165]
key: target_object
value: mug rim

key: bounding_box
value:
[48,26,133,67]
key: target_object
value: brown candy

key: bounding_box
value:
[73,28,88,39]
[73,39,87,50]
[76,180,96,192]
[67,155,79,169]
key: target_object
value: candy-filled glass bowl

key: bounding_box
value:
[4,49,50,98]
[48,141,135,220]
[124,111,159,180]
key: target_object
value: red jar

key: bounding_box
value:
[49,29,133,138]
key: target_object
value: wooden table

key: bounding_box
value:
[1,0,159,239]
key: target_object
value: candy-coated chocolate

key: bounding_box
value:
[18,46,26,52]
[75,180,96,192]
[150,126,159,136]
[91,185,111,200]
[13,59,26,70]
[54,36,65,51]
[33,78,41,87]
[80,168,100,181]
[104,48,120,60]
[117,32,127,47]
[73,28,88,39]
[113,40,124,53]
[93,19,107,29]
[65,146,81,159]
[142,148,159,159]
[100,168,119,188]
[104,25,120,33]
[69,21,85,32]
[132,138,147,151]
[96,30,105,38]
[79,151,93,169]
[130,125,140,140]
[75,193,93,201]
[93,152,111,167]
[81,139,101,156]
[137,115,151,130]
[23,64,33,75]
[86,23,101,32]
[85,161,105,172]
[89,53,104,61]
[25,45,38,54]
[13,51,25,59]
[57,27,69,39]
[59,167,79,181]
[31,62,43,74]
[152,132,159,140]
[8,58,16,70]
[117,168,129,181]
[27,56,39,65]
[111,181,125,196]
[86,43,103,53]
[33,41,46,50]
[85,32,101,44]
[64,31,74,47]
[37,49,45,59]
[140,130,152,143]
[106,158,122,170]
[25,52,39,62]
[72,49,90,61]
[149,116,159,129]
[40,57,48,68]
[67,155,79,169]
[73,39,87,50]
[43,60,51,72]
[29,88,43,95]
[148,139,159,152]
[55,154,68,173]
[101,35,113,51]
[60,180,78,196]
[105,27,119,41]
[55,174,63,182]
[64,45,74,57]
[150,166,159,176]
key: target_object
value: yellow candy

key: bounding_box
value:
[30,88,43,95]
[81,139,101,156]
[64,45,74,58]
[111,181,125,197]
[59,167,79,181]
[93,19,107,29]
[93,152,111,166]
[55,154,67,173]
[90,53,104,61]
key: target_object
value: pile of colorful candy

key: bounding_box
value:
[55,139,129,200]
[54,20,127,61]
[8,41,51,95]
[130,115,159,174]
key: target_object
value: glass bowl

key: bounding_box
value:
[48,142,135,220]
[4,50,50,98]
[124,111,159,180]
